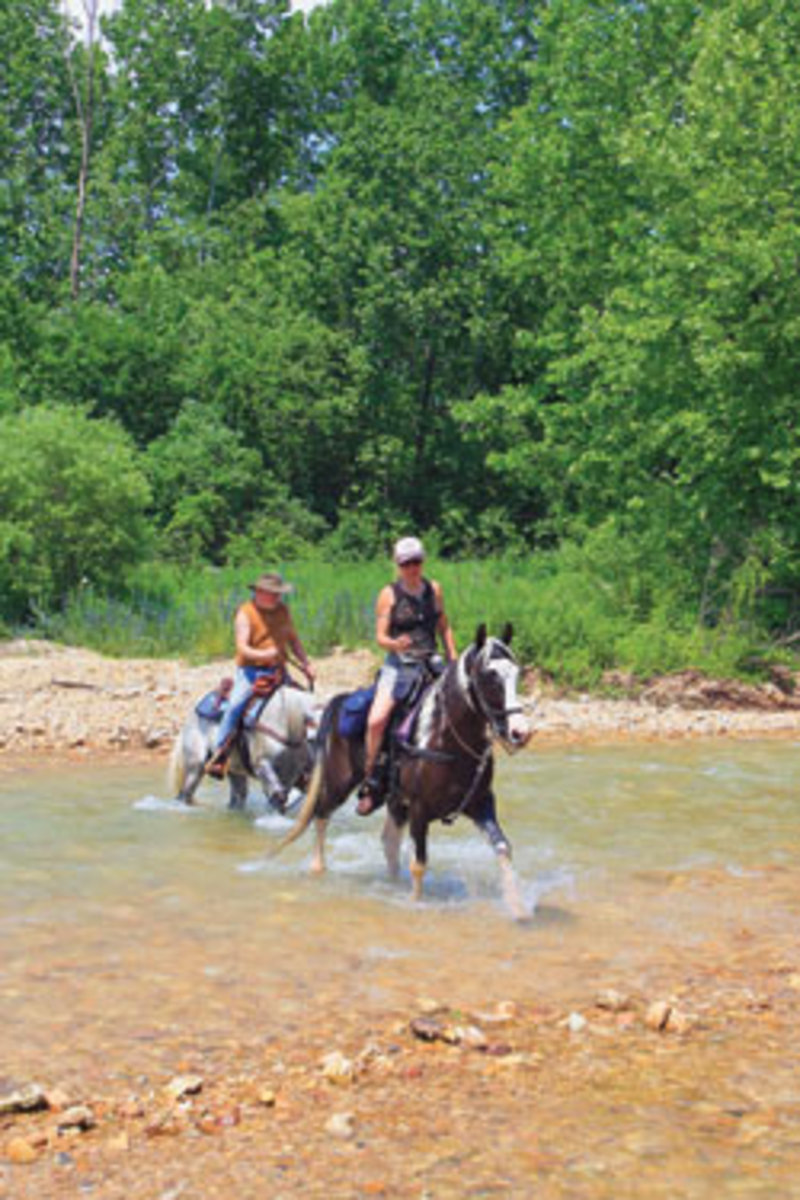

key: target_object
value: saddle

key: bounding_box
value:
[364,657,446,804]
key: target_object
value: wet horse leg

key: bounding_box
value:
[228,771,248,811]
[177,761,204,805]
[255,757,287,811]
[409,814,429,901]
[310,818,328,874]
[472,790,527,921]
[381,813,403,880]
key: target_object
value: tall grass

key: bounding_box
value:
[38,546,787,687]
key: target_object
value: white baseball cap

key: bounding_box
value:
[394,536,425,565]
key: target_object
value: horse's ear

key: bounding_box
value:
[500,622,513,646]
[474,623,487,651]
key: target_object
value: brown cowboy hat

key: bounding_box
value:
[249,572,294,596]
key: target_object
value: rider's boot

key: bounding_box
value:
[205,750,228,779]
[205,736,234,779]
[357,757,386,816]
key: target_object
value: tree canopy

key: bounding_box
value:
[2,0,799,648]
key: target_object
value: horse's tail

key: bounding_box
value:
[167,733,186,798]
[270,760,323,856]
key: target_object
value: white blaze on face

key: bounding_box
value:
[488,652,531,748]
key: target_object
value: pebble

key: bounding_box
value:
[665,1008,695,1035]
[6,1137,38,1165]
[595,989,633,1012]
[58,1105,96,1132]
[0,1084,49,1115]
[645,1001,672,1031]
[324,1112,356,1140]
[258,1089,277,1107]
[566,1012,587,1034]
[320,1052,355,1085]
[165,1075,203,1102]
[409,1017,445,1043]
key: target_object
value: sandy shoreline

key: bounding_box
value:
[0,639,798,771]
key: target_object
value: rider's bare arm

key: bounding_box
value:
[234,609,281,667]
[375,585,412,654]
[432,581,457,661]
[289,634,315,680]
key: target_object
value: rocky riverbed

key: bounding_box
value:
[1,639,799,764]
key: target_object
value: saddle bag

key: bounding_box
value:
[338,685,376,740]
[195,689,231,723]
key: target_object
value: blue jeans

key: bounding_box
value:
[214,666,277,750]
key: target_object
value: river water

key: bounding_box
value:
[2,741,799,1044]
[2,741,800,1197]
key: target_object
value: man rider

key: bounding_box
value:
[205,572,315,779]
[357,537,457,815]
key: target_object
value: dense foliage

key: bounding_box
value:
[2,0,799,677]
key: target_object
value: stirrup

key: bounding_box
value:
[356,777,382,816]
[205,753,228,779]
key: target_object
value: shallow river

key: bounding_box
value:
[2,740,799,1068]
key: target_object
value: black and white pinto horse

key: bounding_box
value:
[274,624,532,917]
[169,684,323,811]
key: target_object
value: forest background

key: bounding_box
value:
[3,0,800,686]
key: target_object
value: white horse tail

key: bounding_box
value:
[167,733,186,798]
[271,761,322,856]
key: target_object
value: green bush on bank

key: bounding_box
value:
[35,541,791,687]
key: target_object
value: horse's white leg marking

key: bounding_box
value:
[255,754,283,803]
[381,815,403,879]
[410,858,426,902]
[310,818,328,874]
[497,851,527,922]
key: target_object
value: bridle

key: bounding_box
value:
[465,645,524,752]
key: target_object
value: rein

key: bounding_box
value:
[252,721,306,749]
[407,652,512,825]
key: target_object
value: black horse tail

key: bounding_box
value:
[270,695,338,856]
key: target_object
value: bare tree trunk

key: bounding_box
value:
[64,0,99,300]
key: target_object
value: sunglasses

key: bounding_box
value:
[399,558,423,566]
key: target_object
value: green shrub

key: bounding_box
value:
[0,406,151,622]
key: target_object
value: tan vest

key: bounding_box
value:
[235,600,297,668]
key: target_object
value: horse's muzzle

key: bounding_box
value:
[507,715,532,749]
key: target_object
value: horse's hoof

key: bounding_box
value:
[268,790,288,813]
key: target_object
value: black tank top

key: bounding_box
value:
[389,579,439,657]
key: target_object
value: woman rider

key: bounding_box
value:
[357,537,457,816]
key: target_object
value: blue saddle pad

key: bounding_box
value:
[338,686,376,740]
[195,690,230,723]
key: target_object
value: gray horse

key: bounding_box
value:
[168,684,323,811]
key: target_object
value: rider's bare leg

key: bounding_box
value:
[358,691,394,815]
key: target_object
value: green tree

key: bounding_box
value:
[0,406,151,620]
[143,401,263,562]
